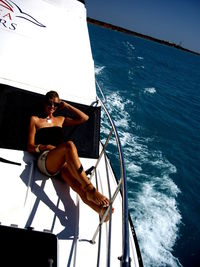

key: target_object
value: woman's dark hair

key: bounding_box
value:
[45,91,59,102]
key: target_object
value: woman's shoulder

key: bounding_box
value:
[29,116,41,129]
[30,115,39,123]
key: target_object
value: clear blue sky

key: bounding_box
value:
[85,0,200,53]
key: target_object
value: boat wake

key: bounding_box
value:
[95,65,182,267]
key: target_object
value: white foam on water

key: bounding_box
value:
[100,90,182,267]
[126,162,142,175]
[137,56,144,60]
[128,69,134,78]
[122,41,136,62]
[106,92,126,110]
[113,119,130,132]
[144,87,157,94]
[130,180,182,267]
[94,65,105,75]
[123,41,135,51]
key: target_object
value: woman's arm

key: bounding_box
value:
[60,101,89,126]
[27,116,38,153]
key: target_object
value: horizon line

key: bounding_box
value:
[87,17,200,56]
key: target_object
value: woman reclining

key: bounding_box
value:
[27,91,113,221]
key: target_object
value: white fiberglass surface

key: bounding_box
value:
[0,0,96,105]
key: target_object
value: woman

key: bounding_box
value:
[27,91,112,221]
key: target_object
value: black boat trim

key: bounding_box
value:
[0,157,21,166]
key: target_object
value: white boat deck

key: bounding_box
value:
[0,148,139,266]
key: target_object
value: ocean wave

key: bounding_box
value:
[101,91,133,131]
[126,162,142,175]
[94,65,105,75]
[123,41,135,51]
[123,41,136,61]
[144,87,157,94]
[130,181,182,267]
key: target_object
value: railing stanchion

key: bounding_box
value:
[89,127,113,180]
[90,179,122,244]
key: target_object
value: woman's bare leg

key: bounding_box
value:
[45,141,109,206]
[60,165,113,222]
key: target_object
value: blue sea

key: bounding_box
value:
[88,24,200,267]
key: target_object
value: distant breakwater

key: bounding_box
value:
[87,17,199,56]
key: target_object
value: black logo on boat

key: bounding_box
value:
[0,0,46,31]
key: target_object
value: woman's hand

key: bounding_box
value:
[58,101,68,110]
[39,144,56,152]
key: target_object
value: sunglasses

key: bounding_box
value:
[46,100,60,108]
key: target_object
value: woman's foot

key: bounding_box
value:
[99,206,114,222]
[84,182,110,207]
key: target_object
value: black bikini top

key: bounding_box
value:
[35,126,64,146]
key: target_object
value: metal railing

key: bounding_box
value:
[90,81,131,267]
